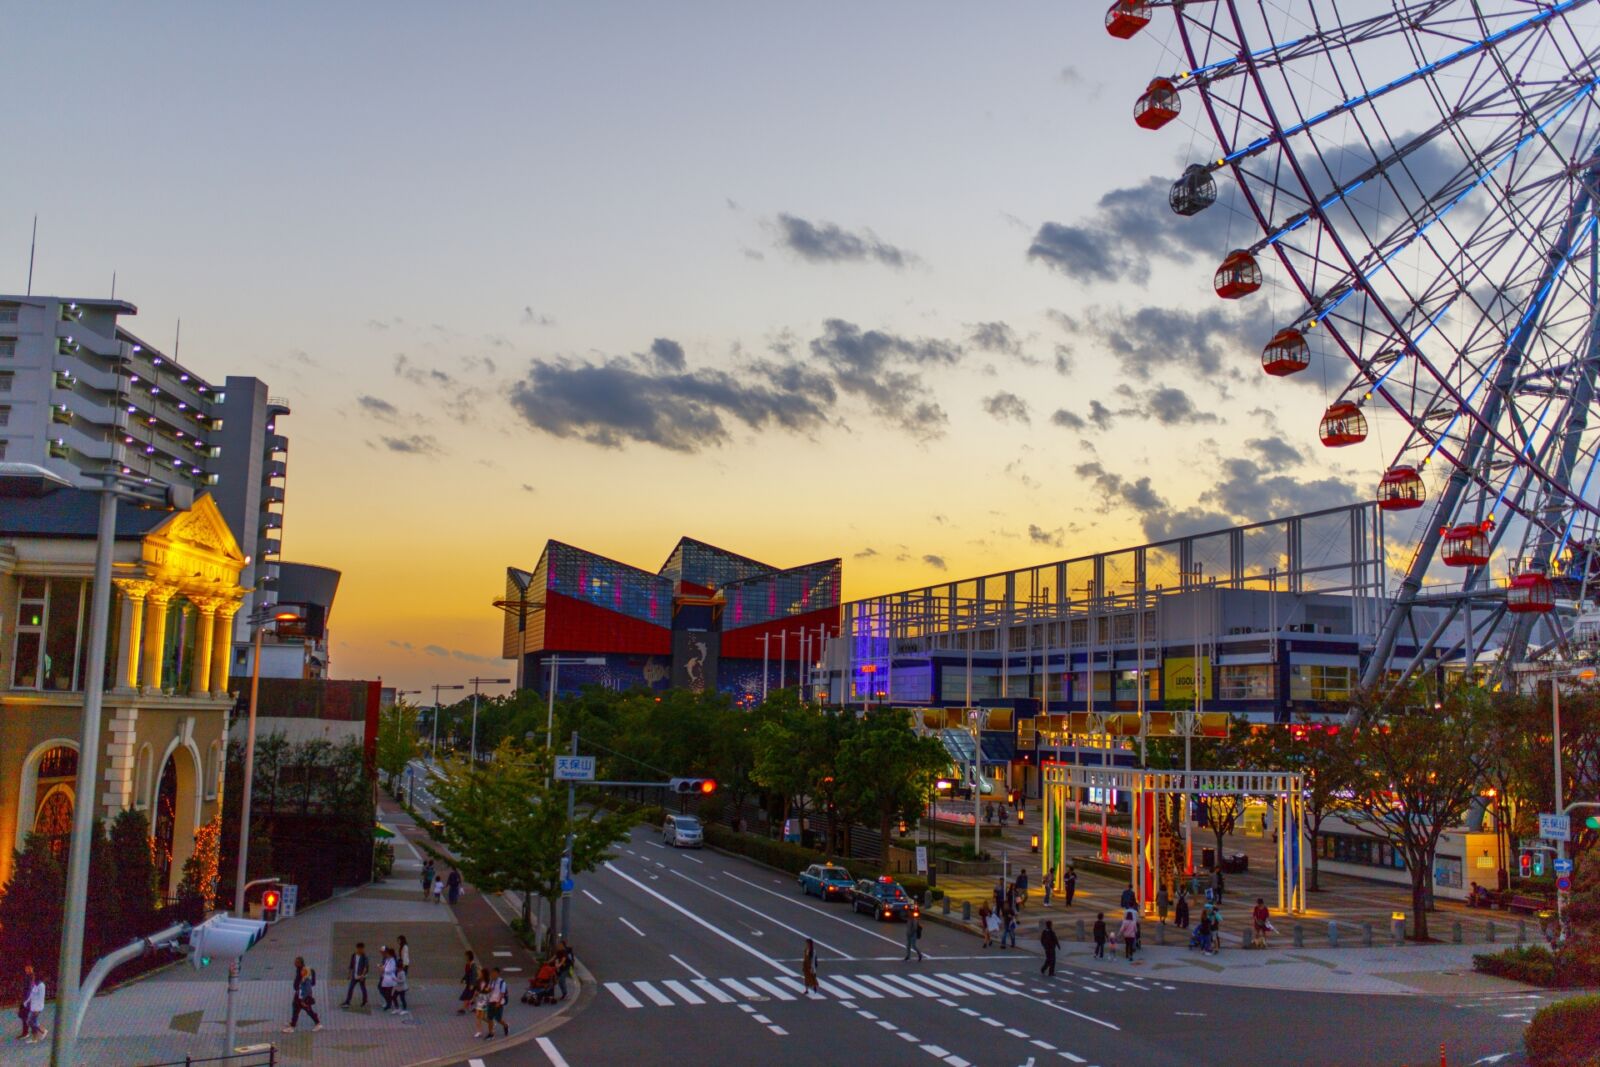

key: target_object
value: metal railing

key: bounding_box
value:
[133,1047,276,1067]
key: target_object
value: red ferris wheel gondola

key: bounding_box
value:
[1261,329,1310,377]
[1104,0,1153,39]
[1377,466,1425,511]
[1215,250,1262,299]
[1318,402,1367,447]
[1441,523,1491,567]
[1134,78,1180,130]
[1506,572,1555,614]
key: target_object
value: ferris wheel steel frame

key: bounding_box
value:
[1101,0,1600,688]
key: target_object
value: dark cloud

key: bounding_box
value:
[388,640,414,652]
[357,394,399,418]
[854,547,880,559]
[450,649,500,665]
[648,338,686,372]
[922,554,948,571]
[1088,400,1117,430]
[424,644,450,658]
[520,483,536,493]
[1053,346,1073,376]
[1026,222,1132,282]
[1050,408,1086,430]
[968,321,1021,355]
[1246,436,1303,471]
[381,434,440,455]
[1058,303,1273,382]
[1145,386,1219,425]
[982,392,1031,425]
[521,307,555,327]
[1028,524,1063,547]
[775,213,914,268]
[808,319,962,439]
[394,353,454,387]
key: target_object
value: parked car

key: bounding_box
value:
[797,863,854,901]
[851,875,917,921]
[662,814,704,848]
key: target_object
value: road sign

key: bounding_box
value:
[1555,858,1574,875]
[1558,875,1572,892]
[1539,813,1571,842]
[554,756,596,781]
[561,877,574,894]
[915,846,928,874]
[280,884,298,919]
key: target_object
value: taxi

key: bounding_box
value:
[797,862,854,901]
[851,875,917,921]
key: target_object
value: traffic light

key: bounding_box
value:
[1519,852,1532,877]
[1533,852,1547,877]
[669,778,717,795]
[183,915,268,970]
[262,888,281,923]
[1586,815,1600,830]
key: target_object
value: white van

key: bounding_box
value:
[662,813,704,848]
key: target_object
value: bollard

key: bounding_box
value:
[1328,920,1340,948]
[962,900,972,923]
[1485,920,1496,944]
[942,895,951,916]
[1451,921,1462,945]
[1157,922,1166,946]
[1077,919,1087,943]
[1391,918,1405,946]
[1362,922,1374,947]
[1293,924,1304,948]
[1517,919,1527,945]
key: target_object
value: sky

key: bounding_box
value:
[2,2,1396,691]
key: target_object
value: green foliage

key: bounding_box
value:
[1524,994,1600,1067]
[372,840,396,881]
[108,809,158,936]
[1247,716,1359,890]
[702,823,829,874]
[836,707,949,850]
[376,702,420,784]
[1475,945,1561,986]
[0,833,66,982]
[428,740,632,948]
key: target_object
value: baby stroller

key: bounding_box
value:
[522,962,560,1006]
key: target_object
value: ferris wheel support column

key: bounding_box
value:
[1359,181,1600,699]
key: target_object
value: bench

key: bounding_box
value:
[1503,894,1551,915]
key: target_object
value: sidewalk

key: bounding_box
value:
[0,801,578,1067]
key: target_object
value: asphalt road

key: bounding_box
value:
[420,815,1531,1067]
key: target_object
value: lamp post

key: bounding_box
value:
[544,657,603,785]
[466,676,512,764]
[429,683,465,761]
[233,602,305,919]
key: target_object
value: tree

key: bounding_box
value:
[1334,685,1491,940]
[108,808,159,939]
[427,740,632,948]
[835,708,949,856]
[177,813,223,914]
[1251,718,1357,891]
[377,702,420,787]
[1146,714,1256,866]
[0,833,66,984]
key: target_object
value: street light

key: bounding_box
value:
[233,602,305,918]
[544,657,603,784]
[47,465,192,1067]
[429,683,465,760]
[467,676,512,763]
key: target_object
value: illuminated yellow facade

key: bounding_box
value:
[0,493,247,894]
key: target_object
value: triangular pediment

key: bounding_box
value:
[147,494,247,566]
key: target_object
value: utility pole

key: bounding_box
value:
[430,683,465,760]
[466,676,511,764]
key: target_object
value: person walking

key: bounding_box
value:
[984,906,1001,948]
[904,914,923,962]
[1064,867,1078,907]
[1092,913,1108,959]
[447,867,463,905]
[457,950,481,1014]
[485,968,509,1038]
[379,947,398,1012]
[392,961,410,1016]
[432,874,445,904]
[22,967,46,1043]
[1042,867,1054,906]
[1039,920,1060,977]
[1118,912,1139,962]
[1120,885,1137,912]
[471,977,489,1037]
[396,935,412,977]
[993,877,1005,913]
[342,941,370,1008]
[1175,889,1190,929]
[1157,886,1171,926]
[1000,906,1018,950]
[553,942,574,1002]
[1015,867,1030,910]
[420,858,435,901]
[282,957,322,1033]
[978,902,994,948]
[802,938,820,995]
[1252,898,1271,948]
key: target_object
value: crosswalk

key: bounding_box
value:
[604,969,1158,1009]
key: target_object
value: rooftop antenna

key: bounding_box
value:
[110,271,116,300]
[173,319,181,361]
[26,214,37,295]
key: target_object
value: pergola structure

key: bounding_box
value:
[1042,764,1307,915]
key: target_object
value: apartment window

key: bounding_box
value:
[0,337,15,357]
[0,406,9,426]
[0,304,17,325]
[0,440,7,460]
[0,372,13,393]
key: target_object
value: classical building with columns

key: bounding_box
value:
[0,466,247,894]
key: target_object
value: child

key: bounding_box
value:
[391,961,409,1016]
[471,977,489,1038]
[1092,912,1108,959]
[432,875,445,904]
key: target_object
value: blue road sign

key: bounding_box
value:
[1554,858,1574,875]
[561,877,575,893]
[1558,875,1572,892]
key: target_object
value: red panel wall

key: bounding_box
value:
[544,590,672,655]
[720,605,841,660]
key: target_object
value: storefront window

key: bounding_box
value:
[11,578,90,691]
[1219,664,1274,700]
[1290,664,1355,701]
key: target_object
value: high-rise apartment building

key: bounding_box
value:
[0,293,290,649]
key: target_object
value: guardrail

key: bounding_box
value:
[133,1046,277,1067]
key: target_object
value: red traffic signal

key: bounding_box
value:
[1519,853,1532,876]
[262,890,280,909]
[699,779,717,795]
[669,777,717,795]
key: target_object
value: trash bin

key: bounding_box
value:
[1201,846,1217,871]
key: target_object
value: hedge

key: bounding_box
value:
[1475,946,1560,987]
[1525,994,1600,1066]
[698,825,940,901]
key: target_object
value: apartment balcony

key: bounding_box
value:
[264,485,286,505]
[54,320,122,359]
[260,512,283,531]
[260,535,282,559]
[267,395,292,417]
[266,432,288,454]
[266,459,287,480]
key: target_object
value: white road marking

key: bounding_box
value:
[1059,1052,1088,1064]
[582,889,603,905]
[958,973,1021,995]
[604,861,797,976]
[681,853,704,863]
[876,1020,899,1032]
[752,1013,772,1024]
[946,1057,971,1067]
[634,981,674,1007]
[470,1060,487,1067]
[1006,1027,1029,1038]
[921,1046,951,1058]
[827,974,884,999]
[670,954,705,979]
[536,1039,572,1067]
[939,974,996,997]
[769,1025,788,1036]
[718,870,912,951]
[747,976,797,1001]
[492,950,513,957]
[668,869,856,959]
[1033,1039,1057,1050]
[619,917,647,937]
[857,974,913,998]
[720,978,761,999]
[604,982,642,1008]
[661,979,704,1005]
[693,978,735,1003]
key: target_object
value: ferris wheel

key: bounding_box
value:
[1104,0,1600,681]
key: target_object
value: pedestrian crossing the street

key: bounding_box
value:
[604,970,1159,1009]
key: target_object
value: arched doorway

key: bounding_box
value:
[153,756,179,890]
[32,746,78,863]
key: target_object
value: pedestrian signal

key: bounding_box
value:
[1519,853,1532,877]
[262,888,281,922]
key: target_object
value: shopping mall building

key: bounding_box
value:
[499,537,841,701]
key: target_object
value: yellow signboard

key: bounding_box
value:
[1163,656,1212,701]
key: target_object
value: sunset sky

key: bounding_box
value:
[3,2,1400,691]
